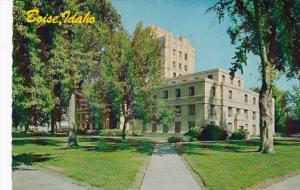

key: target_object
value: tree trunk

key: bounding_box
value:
[50,114,55,135]
[254,0,274,153]
[24,124,29,133]
[122,118,127,140]
[68,93,78,147]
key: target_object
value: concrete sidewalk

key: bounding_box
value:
[140,143,202,190]
[13,163,96,190]
[263,174,300,190]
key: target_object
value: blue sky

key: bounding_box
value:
[110,0,298,90]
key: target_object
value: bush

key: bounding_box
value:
[184,128,202,141]
[99,129,124,137]
[168,136,185,143]
[230,130,246,140]
[198,125,227,141]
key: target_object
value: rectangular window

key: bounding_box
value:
[173,72,176,77]
[253,97,256,105]
[179,63,182,70]
[175,121,181,133]
[253,111,256,120]
[238,80,241,87]
[163,90,168,99]
[229,90,233,100]
[211,86,216,97]
[210,105,215,116]
[184,65,188,71]
[175,106,181,117]
[188,121,195,129]
[222,75,225,82]
[208,75,213,79]
[245,94,248,103]
[179,51,182,59]
[228,107,232,117]
[237,108,240,115]
[173,49,176,56]
[175,88,181,98]
[184,53,188,61]
[189,104,195,115]
[230,78,233,84]
[173,61,176,68]
[189,86,195,96]
[244,110,248,119]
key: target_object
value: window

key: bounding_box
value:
[210,105,215,115]
[179,51,182,59]
[179,63,182,70]
[208,75,213,79]
[229,90,233,100]
[253,111,256,120]
[253,125,256,135]
[253,97,256,105]
[152,123,157,132]
[189,86,195,96]
[244,110,248,119]
[163,90,168,99]
[230,78,233,84]
[238,80,241,87]
[245,94,248,103]
[211,86,216,97]
[184,65,188,71]
[173,49,176,56]
[228,122,233,130]
[175,106,181,117]
[173,72,176,77]
[222,75,225,82]
[189,104,195,115]
[179,74,182,76]
[175,88,181,98]
[175,121,181,133]
[184,53,188,61]
[173,61,176,68]
[188,121,195,129]
[237,108,241,115]
[228,107,233,117]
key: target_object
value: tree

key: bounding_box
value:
[289,85,300,120]
[272,86,289,133]
[209,0,300,153]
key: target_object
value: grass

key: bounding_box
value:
[12,136,155,190]
[176,140,300,190]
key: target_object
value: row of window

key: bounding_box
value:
[172,61,188,71]
[172,49,188,61]
[228,107,256,120]
[175,104,195,116]
[163,86,195,99]
[208,74,242,87]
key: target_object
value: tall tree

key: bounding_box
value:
[208,0,300,153]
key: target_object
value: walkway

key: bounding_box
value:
[12,163,94,190]
[140,143,202,190]
[263,174,300,190]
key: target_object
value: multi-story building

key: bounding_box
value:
[149,68,275,136]
[151,26,196,78]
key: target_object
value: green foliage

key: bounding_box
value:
[184,128,203,141]
[289,85,300,120]
[272,86,290,132]
[99,129,124,137]
[198,125,227,141]
[167,136,185,143]
[231,130,247,140]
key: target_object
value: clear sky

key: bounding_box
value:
[110,0,298,90]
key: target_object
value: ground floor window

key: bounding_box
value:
[175,121,181,133]
[188,121,195,129]
[152,123,157,132]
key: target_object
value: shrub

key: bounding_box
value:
[184,128,202,141]
[198,125,227,141]
[230,130,246,140]
[99,129,124,136]
[168,136,185,143]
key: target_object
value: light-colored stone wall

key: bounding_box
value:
[151,26,196,78]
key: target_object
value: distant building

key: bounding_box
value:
[151,26,196,78]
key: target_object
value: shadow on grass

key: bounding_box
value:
[12,153,55,171]
[13,138,63,146]
[78,138,155,156]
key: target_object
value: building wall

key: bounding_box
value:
[145,68,274,136]
[151,26,196,78]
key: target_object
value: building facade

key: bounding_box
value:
[148,68,275,136]
[151,26,196,78]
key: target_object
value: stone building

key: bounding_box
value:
[151,26,196,78]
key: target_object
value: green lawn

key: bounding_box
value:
[12,136,155,190]
[176,140,300,190]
